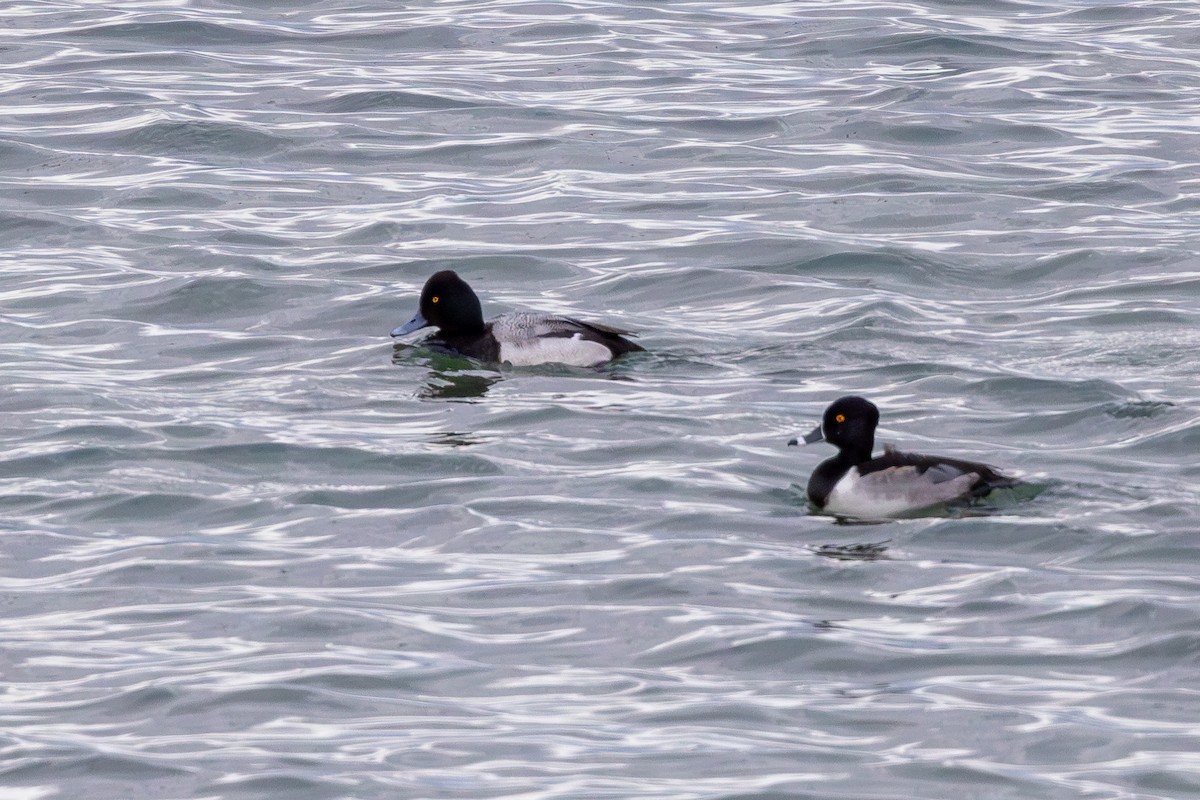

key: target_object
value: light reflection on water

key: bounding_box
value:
[2,0,1200,798]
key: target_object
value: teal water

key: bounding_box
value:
[2,2,1199,798]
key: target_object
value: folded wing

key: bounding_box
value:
[491,312,643,367]
[493,312,639,341]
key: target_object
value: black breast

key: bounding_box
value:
[428,326,502,362]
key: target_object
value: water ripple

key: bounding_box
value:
[4,0,1200,798]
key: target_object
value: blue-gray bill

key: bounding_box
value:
[787,424,824,447]
[391,311,428,337]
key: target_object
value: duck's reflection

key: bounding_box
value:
[393,341,642,401]
[427,430,489,448]
[393,344,501,401]
[420,370,501,401]
[808,540,891,561]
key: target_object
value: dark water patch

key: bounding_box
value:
[0,138,61,171]
[309,90,488,114]
[1006,249,1104,283]
[171,685,348,715]
[1062,5,1174,23]
[856,33,1037,60]
[88,557,270,590]
[0,492,61,511]
[981,123,1067,144]
[21,47,234,79]
[61,19,306,46]
[809,541,891,561]
[118,187,226,210]
[102,120,290,160]
[1130,770,1200,797]
[393,135,562,164]
[0,446,127,478]
[861,122,968,146]
[668,115,790,138]
[609,196,713,216]
[125,277,292,324]
[0,181,109,210]
[888,761,1033,793]
[34,424,161,447]
[1024,595,1191,632]
[0,213,79,242]
[210,229,295,248]
[1105,401,1174,419]
[1055,86,1196,105]
[292,667,483,695]
[418,370,504,401]
[1075,308,1193,328]
[0,753,190,782]
[323,220,411,247]
[858,208,978,232]
[365,253,573,286]
[165,335,302,363]
[805,172,925,195]
[73,685,180,719]
[789,249,956,287]
[831,118,1069,149]
[302,22,476,50]
[80,492,213,523]
[390,345,484,375]
[1122,421,1200,461]
[151,368,256,387]
[507,21,611,41]
[290,481,494,509]
[990,403,1147,440]
[1023,178,1173,205]
[638,627,844,672]
[963,376,1133,407]
[199,773,353,798]
[183,443,499,477]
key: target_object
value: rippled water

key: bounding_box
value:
[3,1,1200,798]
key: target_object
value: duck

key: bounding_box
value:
[390,271,645,367]
[789,395,1017,518]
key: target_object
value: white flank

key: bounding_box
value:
[498,333,613,367]
[824,466,978,518]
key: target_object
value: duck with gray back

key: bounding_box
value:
[391,271,645,367]
[790,396,1018,518]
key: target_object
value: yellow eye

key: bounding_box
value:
[835,414,845,423]
[431,296,439,304]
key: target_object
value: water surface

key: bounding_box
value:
[2,1,1199,798]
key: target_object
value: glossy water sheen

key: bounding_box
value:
[2,1,1199,798]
